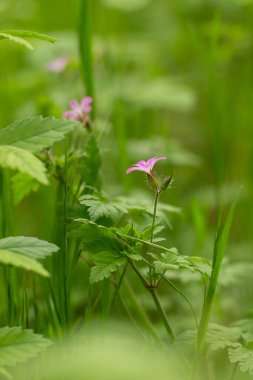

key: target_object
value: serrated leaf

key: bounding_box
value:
[0,326,51,369]
[228,346,253,375]
[153,251,211,277]
[0,250,49,277]
[90,251,126,283]
[12,173,40,205]
[125,252,143,261]
[0,116,79,153]
[0,145,48,185]
[0,236,59,259]
[207,323,242,351]
[80,194,127,222]
[72,221,122,254]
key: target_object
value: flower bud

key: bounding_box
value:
[160,175,173,193]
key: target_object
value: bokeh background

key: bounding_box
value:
[1,0,253,373]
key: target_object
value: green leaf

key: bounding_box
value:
[0,145,48,185]
[0,30,56,42]
[207,323,242,351]
[80,194,127,222]
[228,346,253,375]
[197,192,240,353]
[0,250,49,277]
[12,173,40,205]
[0,236,59,259]
[0,30,56,50]
[0,237,59,276]
[72,220,123,254]
[0,116,79,153]
[0,33,33,50]
[151,248,211,277]
[90,251,126,284]
[0,326,51,368]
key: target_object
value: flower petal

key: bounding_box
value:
[63,110,78,120]
[81,97,93,113]
[82,104,92,113]
[126,166,147,174]
[126,156,167,175]
[81,96,93,105]
[147,156,167,171]
[69,100,80,111]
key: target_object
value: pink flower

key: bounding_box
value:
[126,157,167,175]
[63,97,93,122]
[46,56,69,73]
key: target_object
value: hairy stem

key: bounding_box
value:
[150,191,159,243]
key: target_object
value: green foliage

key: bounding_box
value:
[0,250,49,277]
[77,134,101,186]
[228,346,253,375]
[0,236,59,259]
[153,251,211,278]
[0,237,59,276]
[11,173,40,205]
[197,195,239,353]
[207,323,242,350]
[0,146,48,185]
[72,220,123,254]
[0,117,79,153]
[0,30,56,50]
[80,193,127,222]
[0,326,51,378]
[90,251,126,283]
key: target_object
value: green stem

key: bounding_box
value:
[78,0,95,112]
[150,191,159,243]
[130,261,175,342]
[0,170,15,324]
[149,190,159,285]
[110,263,128,310]
[149,288,175,342]
[160,274,198,330]
[62,140,69,326]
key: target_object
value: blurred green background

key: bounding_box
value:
[1,0,253,360]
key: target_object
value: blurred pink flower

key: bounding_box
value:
[63,97,93,122]
[46,56,69,73]
[126,157,167,175]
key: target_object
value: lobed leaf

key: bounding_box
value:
[80,194,127,222]
[228,346,253,375]
[90,251,126,283]
[207,323,242,351]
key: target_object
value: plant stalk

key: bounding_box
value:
[78,0,95,113]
